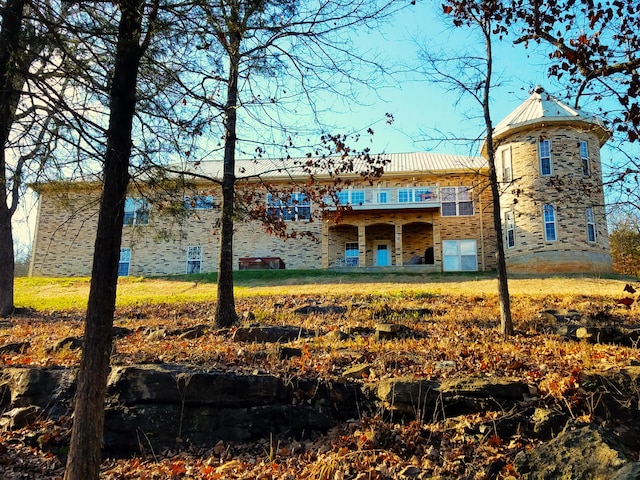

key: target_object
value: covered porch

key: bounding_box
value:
[322,213,442,270]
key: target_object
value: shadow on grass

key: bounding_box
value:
[157,269,635,287]
[159,269,500,286]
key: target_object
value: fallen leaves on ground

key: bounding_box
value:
[1,291,639,479]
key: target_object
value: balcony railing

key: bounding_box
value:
[325,186,440,211]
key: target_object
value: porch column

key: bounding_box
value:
[321,220,330,269]
[358,222,366,268]
[394,223,403,266]
[433,219,442,270]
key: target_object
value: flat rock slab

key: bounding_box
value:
[558,324,640,346]
[233,325,314,343]
[107,364,288,407]
[376,376,530,415]
[293,305,347,315]
[439,376,530,399]
[0,342,30,354]
[376,377,439,412]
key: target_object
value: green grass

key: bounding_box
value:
[14,270,634,312]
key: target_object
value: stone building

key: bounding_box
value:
[29,87,613,277]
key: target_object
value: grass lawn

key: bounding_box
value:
[14,270,634,311]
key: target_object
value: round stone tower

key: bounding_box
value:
[488,86,613,274]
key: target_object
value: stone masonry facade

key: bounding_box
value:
[30,170,497,276]
[497,125,611,274]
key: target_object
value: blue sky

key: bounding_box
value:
[326,2,556,157]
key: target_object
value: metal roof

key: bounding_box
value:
[492,86,610,144]
[187,151,486,181]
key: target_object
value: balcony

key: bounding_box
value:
[325,186,440,211]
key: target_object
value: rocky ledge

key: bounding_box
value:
[2,363,640,478]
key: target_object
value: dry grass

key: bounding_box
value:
[14,273,633,311]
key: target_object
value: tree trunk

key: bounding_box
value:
[214,25,241,328]
[0,0,26,317]
[0,206,14,317]
[64,1,144,478]
[482,22,513,336]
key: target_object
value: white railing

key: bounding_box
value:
[325,186,440,210]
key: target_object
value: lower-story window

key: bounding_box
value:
[443,239,477,271]
[186,245,202,274]
[505,211,515,248]
[586,207,597,242]
[118,248,131,276]
[345,242,359,266]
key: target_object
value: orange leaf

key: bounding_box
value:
[488,434,502,447]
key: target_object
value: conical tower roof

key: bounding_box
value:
[491,86,610,146]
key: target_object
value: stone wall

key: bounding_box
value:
[30,184,100,277]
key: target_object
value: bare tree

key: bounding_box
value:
[0,0,69,316]
[510,0,640,210]
[422,1,514,335]
[157,0,410,328]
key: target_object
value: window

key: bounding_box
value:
[580,141,590,176]
[543,204,557,241]
[186,246,202,274]
[415,188,435,202]
[586,207,597,242]
[334,189,364,206]
[443,240,477,271]
[501,147,512,182]
[398,189,411,203]
[345,242,359,266]
[505,211,515,248]
[441,186,474,216]
[184,194,214,210]
[118,248,131,276]
[267,192,311,221]
[351,190,365,205]
[377,190,389,204]
[123,198,149,226]
[539,139,551,176]
[336,190,349,205]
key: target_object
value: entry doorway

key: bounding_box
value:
[373,241,393,266]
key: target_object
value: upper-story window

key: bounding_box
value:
[543,204,557,242]
[351,190,365,205]
[123,197,149,226]
[501,146,513,182]
[377,190,389,204]
[335,189,365,205]
[580,141,590,176]
[267,192,311,221]
[586,206,597,242]
[441,186,474,216]
[505,211,515,248]
[184,194,214,210]
[539,139,552,176]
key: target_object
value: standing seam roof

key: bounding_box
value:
[492,86,610,143]
[187,152,487,180]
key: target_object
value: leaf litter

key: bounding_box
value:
[1,291,640,479]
